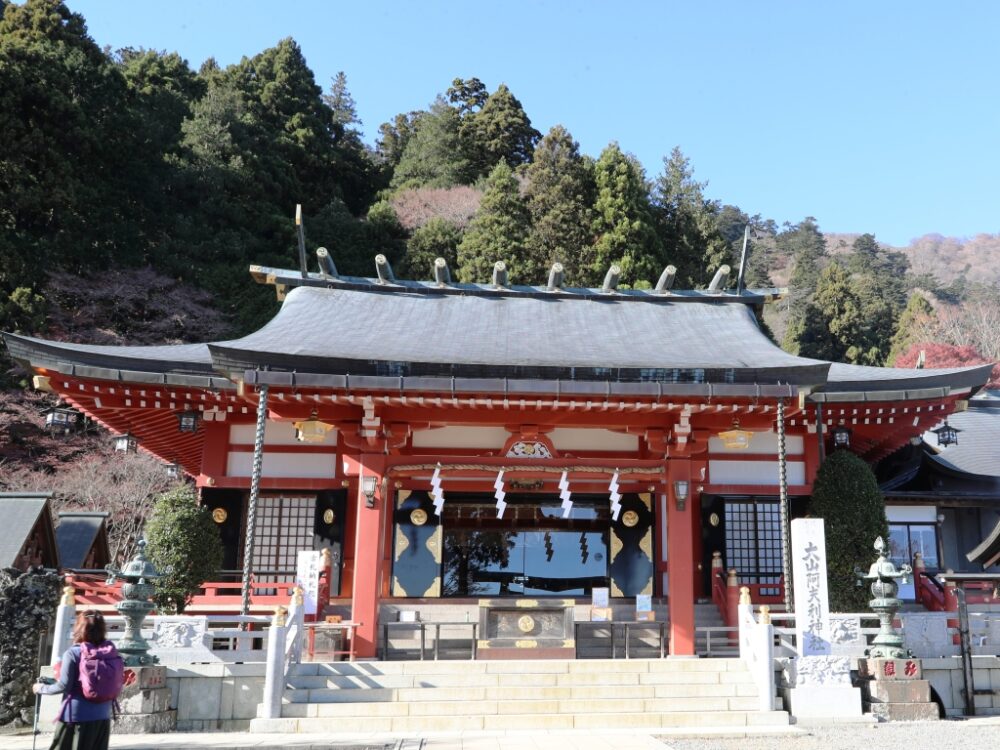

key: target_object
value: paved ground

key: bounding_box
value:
[2,718,999,750]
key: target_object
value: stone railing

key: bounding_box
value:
[736,587,775,712]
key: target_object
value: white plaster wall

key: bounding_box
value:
[709,460,806,485]
[227,451,336,479]
[411,426,510,449]
[548,428,637,452]
[230,420,337,446]
[887,505,938,523]
[708,431,804,455]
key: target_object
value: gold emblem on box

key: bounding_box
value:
[410,508,428,526]
[323,508,335,524]
[212,507,227,524]
[517,615,535,633]
[621,510,639,527]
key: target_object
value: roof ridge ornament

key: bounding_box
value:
[654,265,676,294]
[601,265,621,293]
[708,265,731,293]
[433,257,451,286]
[492,261,508,288]
[547,262,564,291]
[316,247,338,278]
[375,254,395,284]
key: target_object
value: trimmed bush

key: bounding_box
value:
[806,449,889,612]
[145,486,223,614]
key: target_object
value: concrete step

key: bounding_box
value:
[251,709,790,733]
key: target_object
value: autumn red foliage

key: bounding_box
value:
[894,342,1000,389]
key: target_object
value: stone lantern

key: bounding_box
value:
[857,536,912,659]
[104,539,161,666]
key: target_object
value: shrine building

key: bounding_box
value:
[4,258,992,659]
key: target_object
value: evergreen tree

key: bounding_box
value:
[779,217,827,353]
[323,71,380,213]
[715,205,776,288]
[0,0,143,291]
[590,143,663,287]
[461,84,540,178]
[522,126,595,286]
[400,217,463,279]
[376,111,422,168]
[457,159,530,283]
[390,98,473,190]
[650,148,729,288]
[887,293,936,366]
[806,450,888,612]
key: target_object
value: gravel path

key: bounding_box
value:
[664,719,1000,750]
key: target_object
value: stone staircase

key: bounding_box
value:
[249,657,789,733]
[695,601,738,656]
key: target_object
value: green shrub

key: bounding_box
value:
[145,486,224,614]
[806,450,889,612]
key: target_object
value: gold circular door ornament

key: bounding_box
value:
[323,508,336,525]
[709,512,721,527]
[410,508,428,526]
[621,510,639,528]
[211,507,228,524]
[517,615,536,633]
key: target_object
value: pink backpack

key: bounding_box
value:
[77,641,124,702]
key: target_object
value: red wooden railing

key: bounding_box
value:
[65,551,335,618]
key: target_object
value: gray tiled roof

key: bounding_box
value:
[2,283,992,394]
[927,401,1000,478]
[55,512,108,569]
[209,286,830,384]
[0,493,52,568]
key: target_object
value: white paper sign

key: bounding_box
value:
[296,550,322,615]
[791,518,831,656]
[592,587,609,609]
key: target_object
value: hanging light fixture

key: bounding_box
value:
[42,404,80,436]
[717,420,753,450]
[294,409,332,443]
[113,431,138,454]
[831,423,852,449]
[931,421,961,447]
[177,410,200,433]
[361,474,378,508]
[673,480,690,511]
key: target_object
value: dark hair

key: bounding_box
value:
[71,610,107,645]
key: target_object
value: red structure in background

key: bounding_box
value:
[5,259,992,659]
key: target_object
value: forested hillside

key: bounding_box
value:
[1,0,997,482]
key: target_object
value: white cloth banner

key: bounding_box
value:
[296,550,322,615]
[791,518,831,656]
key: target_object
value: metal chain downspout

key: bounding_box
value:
[778,397,793,612]
[241,382,269,623]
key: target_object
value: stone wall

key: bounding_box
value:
[39,663,266,732]
[165,664,265,731]
[922,655,1000,717]
[0,567,60,728]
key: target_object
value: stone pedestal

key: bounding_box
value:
[115,665,176,733]
[780,655,863,720]
[859,657,939,722]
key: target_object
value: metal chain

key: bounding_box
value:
[777,397,793,612]
[241,383,269,622]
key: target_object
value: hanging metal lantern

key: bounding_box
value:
[718,420,753,450]
[293,410,332,443]
[931,421,961,447]
[177,410,200,433]
[113,432,138,453]
[42,405,80,435]
[831,423,852,448]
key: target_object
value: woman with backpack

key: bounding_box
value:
[33,609,123,750]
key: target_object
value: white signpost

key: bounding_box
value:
[791,518,831,656]
[296,550,322,616]
[785,517,861,719]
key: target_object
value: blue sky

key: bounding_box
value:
[66,0,1000,247]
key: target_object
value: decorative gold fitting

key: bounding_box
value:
[341,479,350,488]
[711,551,723,568]
[759,605,771,624]
[321,547,332,567]
[293,585,304,606]
[739,586,751,605]
[61,584,76,606]
[273,605,288,627]
[727,568,738,586]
